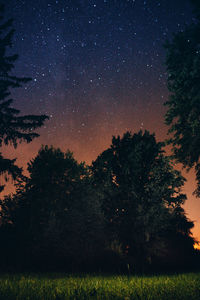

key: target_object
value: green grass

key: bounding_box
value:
[0,272,200,299]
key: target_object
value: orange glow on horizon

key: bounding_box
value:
[194,242,200,251]
[1,106,200,244]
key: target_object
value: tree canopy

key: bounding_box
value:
[0,2,197,274]
[92,131,194,269]
[0,134,195,272]
[164,0,200,195]
[0,4,48,192]
[0,146,105,270]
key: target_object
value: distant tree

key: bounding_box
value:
[164,0,200,196]
[0,146,104,270]
[92,131,194,269]
[0,4,48,191]
[0,153,21,192]
[161,206,195,268]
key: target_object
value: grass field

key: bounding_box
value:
[0,272,200,299]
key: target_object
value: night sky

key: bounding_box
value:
[1,0,200,241]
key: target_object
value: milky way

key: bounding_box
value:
[2,0,199,240]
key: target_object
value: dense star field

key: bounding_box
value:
[1,0,200,240]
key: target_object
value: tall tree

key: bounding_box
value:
[164,0,200,195]
[0,146,104,270]
[0,4,48,191]
[92,131,194,269]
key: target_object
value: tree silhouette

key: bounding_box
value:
[92,131,194,269]
[0,136,196,271]
[164,0,200,196]
[0,153,21,192]
[161,205,195,268]
[0,146,104,270]
[0,5,48,192]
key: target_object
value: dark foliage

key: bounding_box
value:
[0,3,198,274]
[0,146,105,271]
[92,131,195,271]
[164,0,200,196]
[0,4,48,192]
[0,135,197,273]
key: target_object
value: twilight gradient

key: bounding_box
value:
[1,0,200,242]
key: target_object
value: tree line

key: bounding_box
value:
[0,134,196,272]
[0,1,200,273]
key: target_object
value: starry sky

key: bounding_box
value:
[1,0,200,241]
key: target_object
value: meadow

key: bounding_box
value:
[0,272,200,299]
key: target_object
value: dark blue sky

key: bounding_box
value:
[2,0,200,239]
[3,0,193,143]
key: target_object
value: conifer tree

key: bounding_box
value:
[0,5,48,191]
[164,0,200,195]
